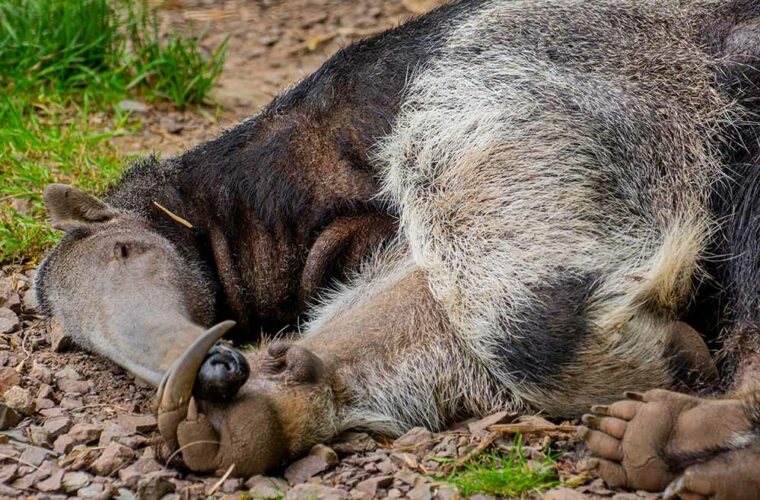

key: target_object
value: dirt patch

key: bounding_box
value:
[1,1,660,498]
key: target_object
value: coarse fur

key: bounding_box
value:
[34,0,760,483]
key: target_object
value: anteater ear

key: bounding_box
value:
[43,184,116,232]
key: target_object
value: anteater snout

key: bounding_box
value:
[194,344,250,401]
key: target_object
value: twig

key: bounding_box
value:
[488,423,580,434]
[207,463,235,495]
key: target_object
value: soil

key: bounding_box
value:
[1,1,661,498]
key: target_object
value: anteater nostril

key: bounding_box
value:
[193,344,250,401]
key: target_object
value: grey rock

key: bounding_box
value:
[68,423,102,445]
[0,307,20,333]
[0,366,20,393]
[19,444,51,466]
[36,467,65,492]
[356,475,393,496]
[136,471,176,500]
[57,377,90,395]
[30,360,52,384]
[545,489,590,500]
[286,483,348,500]
[284,444,339,483]
[393,427,434,449]
[77,481,114,499]
[90,441,135,476]
[29,425,51,447]
[44,415,73,438]
[62,471,92,492]
[3,385,33,415]
[0,277,20,311]
[407,483,433,500]
[116,413,157,433]
[22,287,38,313]
[0,402,22,430]
[246,475,288,498]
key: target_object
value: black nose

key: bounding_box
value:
[193,344,250,401]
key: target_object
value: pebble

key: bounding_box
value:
[62,471,92,492]
[246,475,288,498]
[28,425,52,447]
[0,366,20,393]
[57,378,90,395]
[0,277,20,311]
[77,481,113,499]
[68,423,102,445]
[36,467,65,492]
[545,488,590,500]
[287,483,348,500]
[90,441,136,476]
[54,434,76,454]
[56,365,82,380]
[44,415,73,438]
[4,385,34,415]
[20,445,51,466]
[47,317,73,352]
[407,484,433,500]
[160,117,184,134]
[0,307,20,333]
[284,444,339,483]
[355,476,393,496]
[22,288,38,313]
[467,410,516,433]
[136,471,176,500]
[392,427,433,449]
[116,413,157,433]
[0,402,22,429]
[29,360,52,383]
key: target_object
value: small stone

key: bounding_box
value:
[22,288,38,313]
[28,425,51,447]
[117,413,157,433]
[356,476,393,496]
[68,423,102,445]
[407,483,432,500]
[331,432,378,454]
[0,278,20,311]
[30,360,53,384]
[62,471,92,492]
[284,444,339,483]
[137,471,176,500]
[54,434,76,454]
[116,99,148,114]
[99,423,132,446]
[20,445,50,466]
[44,416,73,438]
[114,487,137,500]
[246,475,288,498]
[77,482,114,499]
[35,397,55,410]
[3,385,33,415]
[390,451,419,469]
[57,378,90,395]
[118,456,164,489]
[61,396,84,409]
[0,366,20,393]
[467,410,516,433]
[0,402,22,429]
[38,383,55,400]
[259,35,279,46]
[0,308,19,333]
[36,467,64,492]
[90,441,136,476]
[40,407,65,418]
[394,469,421,487]
[286,483,347,500]
[220,477,244,493]
[159,117,184,134]
[545,488,590,500]
[0,463,17,483]
[393,427,433,449]
[48,317,73,352]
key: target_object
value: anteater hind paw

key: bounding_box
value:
[582,389,754,493]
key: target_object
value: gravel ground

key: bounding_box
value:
[1,1,664,498]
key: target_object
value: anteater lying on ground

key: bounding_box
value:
[35,0,760,496]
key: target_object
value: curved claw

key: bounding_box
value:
[156,320,236,446]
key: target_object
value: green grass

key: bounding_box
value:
[0,0,228,263]
[437,436,560,497]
